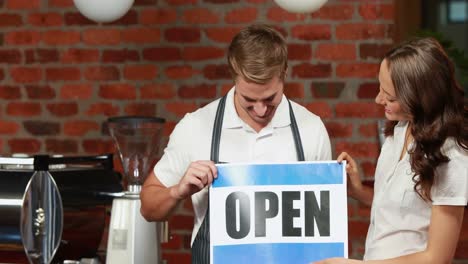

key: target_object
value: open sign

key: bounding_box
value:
[210,162,348,264]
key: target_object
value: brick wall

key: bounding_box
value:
[0,0,466,263]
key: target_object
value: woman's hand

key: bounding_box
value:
[337,152,363,199]
[313,257,362,264]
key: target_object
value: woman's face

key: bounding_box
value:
[375,59,410,121]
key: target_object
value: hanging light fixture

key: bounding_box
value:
[273,0,328,13]
[73,0,134,23]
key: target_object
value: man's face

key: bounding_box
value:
[234,76,284,129]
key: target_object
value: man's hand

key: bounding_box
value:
[169,160,217,200]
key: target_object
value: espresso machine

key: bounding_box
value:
[106,116,167,264]
[0,154,122,264]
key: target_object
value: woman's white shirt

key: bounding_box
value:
[364,121,468,260]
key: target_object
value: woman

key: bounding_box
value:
[316,38,467,263]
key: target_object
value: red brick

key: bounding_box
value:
[205,0,238,2]
[60,84,93,100]
[205,27,242,43]
[182,46,224,61]
[291,25,331,41]
[25,49,59,64]
[203,64,231,80]
[122,28,160,44]
[360,43,393,60]
[359,123,378,138]
[140,9,178,24]
[165,65,199,79]
[0,85,21,99]
[163,121,177,137]
[42,30,80,45]
[5,31,40,45]
[361,161,376,178]
[23,121,60,136]
[358,82,379,99]
[46,67,80,81]
[28,12,63,26]
[64,12,95,26]
[169,215,194,231]
[336,63,379,78]
[6,102,41,117]
[0,14,23,27]
[311,82,345,99]
[45,139,79,154]
[225,7,258,24]
[336,102,384,118]
[336,24,387,40]
[292,63,332,78]
[357,203,371,218]
[84,66,120,81]
[10,67,42,83]
[108,10,138,25]
[304,102,333,118]
[0,50,21,63]
[178,84,217,99]
[48,0,73,7]
[83,29,121,45]
[134,0,157,5]
[82,139,115,154]
[161,233,183,250]
[61,49,100,63]
[183,8,219,24]
[46,102,79,117]
[161,253,191,264]
[165,27,200,43]
[99,84,136,100]
[359,3,394,20]
[324,121,353,138]
[267,7,307,22]
[165,0,196,4]
[315,43,356,61]
[124,103,157,116]
[25,85,56,99]
[165,102,198,117]
[9,138,41,154]
[281,82,303,99]
[0,121,20,134]
[311,4,354,20]
[335,142,380,159]
[140,83,176,99]
[86,103,120,116]
[64,120,100,136]
[123,64,158,80]
[102,49,140,63]
[288,43,312,60]
[143,47,182,61]
[6,0,39,9]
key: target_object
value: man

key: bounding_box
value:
[140,24,331,263]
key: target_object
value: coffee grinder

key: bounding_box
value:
[106,116,166,264]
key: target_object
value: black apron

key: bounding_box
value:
[191,95,305,264]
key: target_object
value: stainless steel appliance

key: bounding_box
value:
[0,154,123,263]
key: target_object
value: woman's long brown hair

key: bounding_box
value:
[383,37,467,201]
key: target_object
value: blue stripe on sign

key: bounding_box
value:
[213,242,344,263]
[213,162,343,188]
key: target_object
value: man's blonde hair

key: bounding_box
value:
[227,24,288,84]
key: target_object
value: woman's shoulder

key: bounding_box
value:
[441,138,467,160]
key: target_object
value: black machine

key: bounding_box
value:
[0,154,123,263]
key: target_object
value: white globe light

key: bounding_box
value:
[73,0,134,23]
[273,0,328,13]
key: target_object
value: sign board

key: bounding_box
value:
[209,161,347,264]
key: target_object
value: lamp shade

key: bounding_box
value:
[273,0,328,13]
[73,0,134,23]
